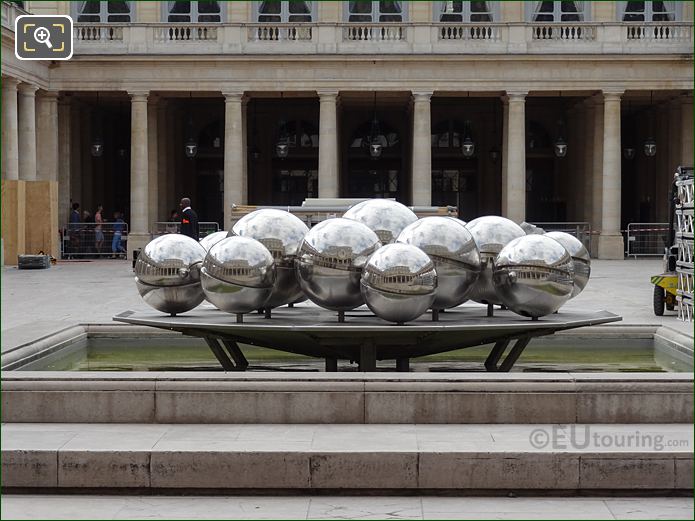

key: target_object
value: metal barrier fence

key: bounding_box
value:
[625,222,669,257]
[153,222,220,239]
[530,222,592,252]
[61,222,129,259]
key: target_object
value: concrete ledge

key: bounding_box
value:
[1,424,691,491]
[2,372,692,424]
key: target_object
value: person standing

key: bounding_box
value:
[111,211,126,258]
[94,205,104,253]
[179,197,199,240]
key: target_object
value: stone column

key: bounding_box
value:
[411,91,432,206]
[598,90,624,259]
[127,91,150,259]
[157,99,168,220]
[582,100,595,223]
[37,91,59,182]
[223,92,245,229]
[590,96,604,258]
[681,95,694,167]
[57,97,72,228]
[318,90,339,198]
[503,91,527,223]
[2,77,20,180]
[147,97,159,230]
[18,83,38,181]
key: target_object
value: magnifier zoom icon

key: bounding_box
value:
[34,26,53,49]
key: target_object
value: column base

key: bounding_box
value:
[127,233,152,261]
[597,234,625,260]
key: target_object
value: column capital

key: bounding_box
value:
[2,76,20,88]
[39,90,60,100]
[503,90,528,103]
[316,89,339,100]
[602,89,624,101]
[223,91,245,102]
[412,91,433,103]
[128,91,150,101]
[18,83,39,96]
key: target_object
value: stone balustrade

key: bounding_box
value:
[0,0,28,31]
[3,15,692,55]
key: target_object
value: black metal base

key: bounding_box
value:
[115,307,621,373]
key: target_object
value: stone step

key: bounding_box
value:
[2,423,692,491]
[3,372,693,424]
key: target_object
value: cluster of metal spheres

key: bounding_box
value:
[134,201,591,323]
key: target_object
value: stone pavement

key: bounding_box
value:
[1,258,691,355]
[1,495,693,520]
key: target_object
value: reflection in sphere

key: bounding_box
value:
[134,234,207,314]
[231,209,309,308]
[361,243,437,323]
[545,231,591,298]
[397,216,480,310]
[465,216,525,305]
[200,236,276,314]
[296,218,382,311]
[343,199,418,244]
[492,234,574,318]
[199,231,228,251]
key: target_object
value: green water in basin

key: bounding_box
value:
[18,335,693,373]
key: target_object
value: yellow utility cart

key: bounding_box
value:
[651,272,678,316]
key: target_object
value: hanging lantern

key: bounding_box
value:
[554,120,567,158]
[644,137,657,157]
[488,146,499,163]
[461,120,475,158]
[91,136,104,157]
[362,93,383,160]
[623,146,636,160]
[184,136,198,158]
[276,119,290,158]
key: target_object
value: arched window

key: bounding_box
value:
[345,1,407,22]
[436,1,497,22]
[164,1,223,23]
[621,1,679,21]
[528,1,587,22]
[75,1,132,23]
[255,1,315,22]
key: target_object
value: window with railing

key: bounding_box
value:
[527,1,587,22]
[255,1,315,22]
[620,1,680,21]
[164,1,223,23]
[436,1,497,22]
[345,1,408,22]
[74,1,132,23]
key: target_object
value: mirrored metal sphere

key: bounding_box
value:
[134,234,207,314]
[465,216,526,305]
[361,243,437,323]
[545,231,591,298]
[343,199,418,244]
[397,216,480,310]
[296,217,382,311]
[200,237,276,314]
[492,235,574,318]
[199,231,228,251]
[231,209,310,308]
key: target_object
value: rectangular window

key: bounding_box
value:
[166,1,222,23]
[76,1,132,23]
[531,1,586,22]
[622,1,676,22]
[256,1,314,23]
[437,1,494,22]
[347,1,406,22]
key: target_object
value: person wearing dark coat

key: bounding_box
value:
[179,197,199,240]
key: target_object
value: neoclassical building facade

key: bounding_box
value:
[1,0,693,261]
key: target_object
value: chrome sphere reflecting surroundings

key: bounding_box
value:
[199,231,228,251]
[296,217,382,311]
[134,234,207,314]
[200,236,276,314]
[492,234,574,318]
[465,216,525,305]
[343,199,418,244]
[397,216,480,310]
[545,231,591,298]
[361,243,437,323]
[231,209,310,308]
